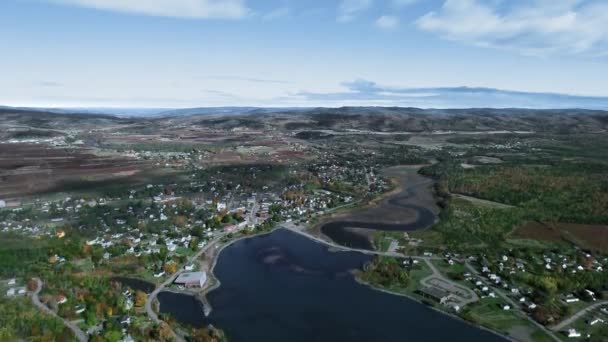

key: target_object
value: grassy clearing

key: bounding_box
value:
[462,298,550,341]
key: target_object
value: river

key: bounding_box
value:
[321,167,438,249]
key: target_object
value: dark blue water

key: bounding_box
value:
[158,229,504,342]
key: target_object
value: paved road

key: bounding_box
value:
[283,223,408,258]
[31,278,88,342]
[551,300,608,332]
[145,232,230,342]
[464,263,561,342]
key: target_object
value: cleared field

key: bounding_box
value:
[511,221,608,253]
[0,143,149,199]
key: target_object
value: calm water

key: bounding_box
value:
[321,177,437,249]
[111,276,155,293]
[158,229,504,342]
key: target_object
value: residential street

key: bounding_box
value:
[464,263,561,342]
[551,300,608,332]
[31,278,88,342]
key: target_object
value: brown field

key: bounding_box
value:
[0,143,149,199]
[510,221,608,253]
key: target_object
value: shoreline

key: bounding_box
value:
[309,164,436,242]
[153,164,514,341]
[159,226,514,342]
[198,227,281,316]
[352,275,516,342]
[169,164,440,317]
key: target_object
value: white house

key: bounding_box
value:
[589,318,604,326]
[567,329,581,338]
[565,296,580,303]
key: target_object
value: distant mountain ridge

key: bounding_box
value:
[1,106,607,135]
[2,105,608,119]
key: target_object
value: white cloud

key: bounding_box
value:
[375,15,399,30]
[48,0,249,19]
[337,0,373,23]
[416,0,608,56]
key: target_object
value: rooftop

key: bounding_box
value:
[175,272,206,283]
[419,286,450,300]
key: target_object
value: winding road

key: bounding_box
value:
[31,278,88,342]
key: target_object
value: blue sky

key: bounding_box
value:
[1,0,607,108]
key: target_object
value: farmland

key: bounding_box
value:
[1,107,608,341]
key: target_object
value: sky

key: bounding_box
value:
[1,0,608,109]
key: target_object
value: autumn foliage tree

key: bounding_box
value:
[163,262,178,274]
[134,291,147,307]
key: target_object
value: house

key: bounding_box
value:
[589,318,604,326]
[124,298,133,311]
[584,289,596,300]
[564,295,580,303]
[119,316,132,326]
[567,329,581,338]
[174,272,207,288]
[8,278,16,286]
[6,288,15,297]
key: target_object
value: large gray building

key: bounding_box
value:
[174,272,207,288]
